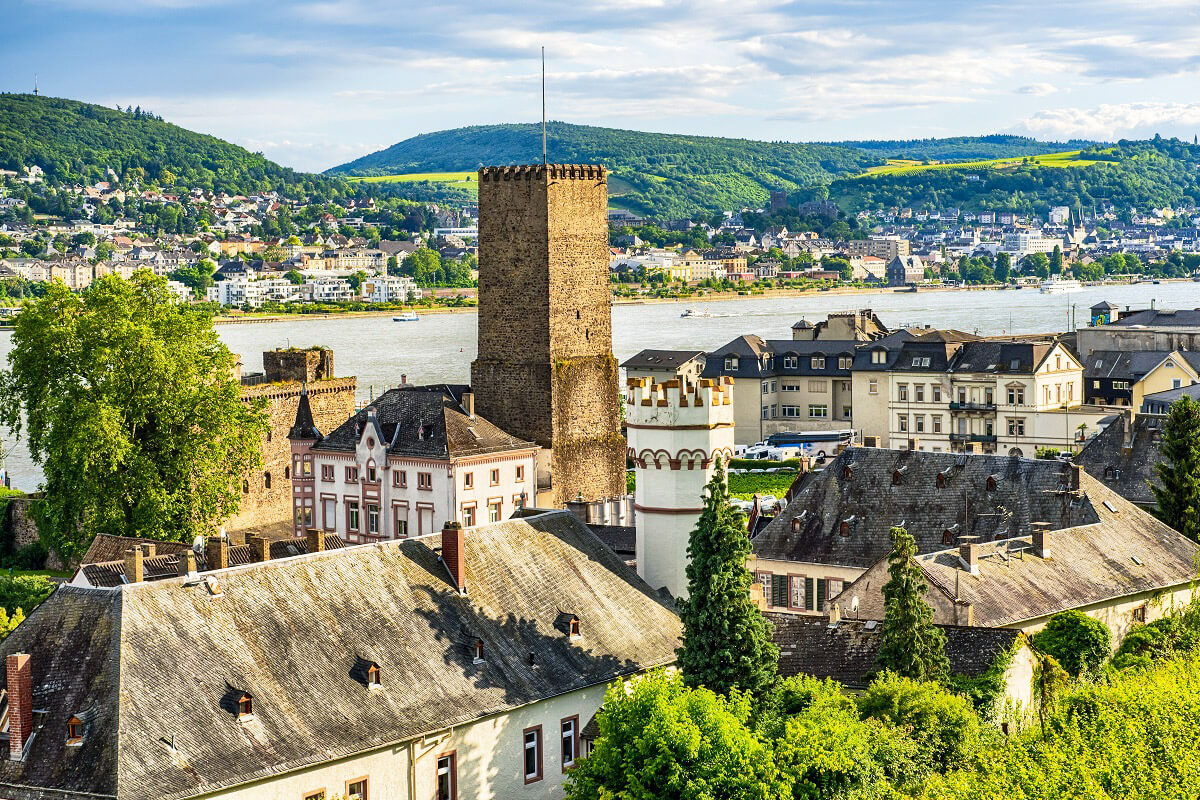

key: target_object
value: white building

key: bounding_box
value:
[289,385,540,542]
[206,278,300,307]
[361,275,421,303]
[433,226,479,238]
[301,277,355,304]
[626,376,735,598]
[1002,231,1062,257]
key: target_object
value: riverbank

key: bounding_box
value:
[212,306,475,324]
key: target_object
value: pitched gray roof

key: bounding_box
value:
[620,349,705,371]
[1074,414,1161,506]
[0,512,680,800]
[754,448,1097,568]
[770,613,1019,690]
[1107,308,1200,328]
[80,534,191,567]
[312,384,534,459]
[838,475,1200,628]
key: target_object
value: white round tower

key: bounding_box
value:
[626,376,735,599]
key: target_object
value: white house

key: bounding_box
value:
[289,384,540,541]
[361,275,421,303]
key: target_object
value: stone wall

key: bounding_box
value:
[225,376,357,536]
[263,348,335,384]
[5,496,66,571]
[472,164,625,504]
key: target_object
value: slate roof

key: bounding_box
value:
[702,337,858,379]
[1142,383,1200,412]
[852,329,979,372]
[287,387,321,440]
[1074,414,1162,506]
[311,384,534,459]
[769,613,1020,690]
[753,448,1099,568]
[80,534,190,567]
[837,475,1200,628]
[0,512,680,800]
[1106,308,1200,328]
[76,535,348,588]
[1083,350,1200,380]
[620,349,705,372]
[949,340,1056,374]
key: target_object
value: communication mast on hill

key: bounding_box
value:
[33,74,38,96]
[542,47,547,166]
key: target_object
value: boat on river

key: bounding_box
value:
[392,311,419,322]
[1039,277,1081,294]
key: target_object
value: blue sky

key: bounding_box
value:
[4,0,1200,172]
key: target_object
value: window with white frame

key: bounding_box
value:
[808,404,828,418]
[523,727,543,783]
[897,384,908,401]
[811,356,826,369]
[1007,417,1026,436]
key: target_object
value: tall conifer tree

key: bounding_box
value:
[1152,395,1200,541]
[677,458,778,698]
[876,526,949,681]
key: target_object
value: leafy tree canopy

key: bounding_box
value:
[1152,394,1200,540]
[1030,610,1112,679]
[876,526,950,682]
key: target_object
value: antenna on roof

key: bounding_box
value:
[541,46,548,166]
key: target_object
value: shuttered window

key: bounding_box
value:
[816,578,827,611]
[804,578,815,612]
[771,575,788,608]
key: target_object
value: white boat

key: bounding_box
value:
[1039,277,1081,294]
[392,311,419,322]
[680,308,710,318]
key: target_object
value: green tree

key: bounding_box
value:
[875,526,949,681]
[1030,610,1111,679]
[994,251,1011,282]
[1049,245,1063,275]
[1024,252,1050,279]
[261,243,286,263]
[564,670,789,800]
[1152,395,1200,541]
[1031,651,1069,738]
[283,269,304,285]
[0,272,268,561]
[677,459,779,698]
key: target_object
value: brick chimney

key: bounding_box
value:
[250,536,270,563]
[306,529,326,554]
[140,543,156,558]
[124,548,144,583]
[1067,463,1082,494]
[565,494,588,523]
[1031,521,1052,560]
[441,521,466,593]
[205,535,229,571]
[177,551,196,577]
[7,653,32,761]
[958,538,979,575]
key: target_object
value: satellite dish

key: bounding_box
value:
[851,595,860,613]
[192,535,205,553]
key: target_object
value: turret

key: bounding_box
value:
[626,376,735,598]
[288,385,321,537]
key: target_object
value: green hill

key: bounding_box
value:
[829,138,1200,214]
[326,122,885,218]
[0,93,344,197]
[832,134,1100,161]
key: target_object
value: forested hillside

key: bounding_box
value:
[835,134,1098,161]
[327,122,884,218]
[830,139,1200,214]
[0,94,346,197]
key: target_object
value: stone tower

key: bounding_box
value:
[471,164,625,506]
[626,376,735,598]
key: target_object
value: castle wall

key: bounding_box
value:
[472,165,624,505]
[226,377,357,537]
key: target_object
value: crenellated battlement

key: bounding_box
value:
[478,164,606,182]
[625,376,733,426]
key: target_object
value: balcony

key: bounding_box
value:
[949,401,996,412]
[949,433,998,443]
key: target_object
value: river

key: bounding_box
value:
[3,281,1197,490]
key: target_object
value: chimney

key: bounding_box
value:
[958,538,979,575]
[140,543,156,558]
[306,529,326,554]
[908,437,920,452]
[124,547,144,583]
[250,536,270,563]
[177,551,196,577]
[7,653,32,761]
[1031,521,1052,560]
[442,521,466,593]
[205,535,229,571]
[1066,463,1082,494]
[462,391,475,418]
[827,602,841,625]
[565,494,587,523]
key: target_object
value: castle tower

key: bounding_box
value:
[626,377,735,598]
[471,164,624,506]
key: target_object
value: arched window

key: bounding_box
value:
[284,466,290,480]
[242,480,249,494]
[263,472,272,489]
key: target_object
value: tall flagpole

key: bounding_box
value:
[541,47,547,166]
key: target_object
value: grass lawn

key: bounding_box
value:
[4,568,72,581]
[728,471,797,501]
[862,150,1111,177]
[347,171,476,184]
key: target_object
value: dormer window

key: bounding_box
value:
[936,473,947,488]
[66,716,84,746]
[367,663,381,687]
[473,639,485,663]
[892,467,906,485]
[791,518,802,533]
[986,475,998,492]
[237,692,253,719]
[842,465,854,481]
[568,616,581,639]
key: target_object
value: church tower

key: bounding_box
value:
[626,376,735,598]
[471,164,625,506]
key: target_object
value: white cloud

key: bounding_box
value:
[1018,83,1058,96]
[1013,102,1200,140]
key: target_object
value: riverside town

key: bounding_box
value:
[4,2,1200,799]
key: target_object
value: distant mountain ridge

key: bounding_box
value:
[0,93,345,197]
[327,123,1109,218]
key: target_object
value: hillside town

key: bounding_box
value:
[0,157,1199,800]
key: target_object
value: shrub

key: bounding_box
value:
[1031,610,1111,679]
[0,574,54,617]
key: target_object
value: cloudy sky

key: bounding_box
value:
[5,0,1200,172]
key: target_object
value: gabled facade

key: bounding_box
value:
[289,385,538,542]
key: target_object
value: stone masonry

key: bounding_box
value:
[471,164,625,506]
[225,349,356,537]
